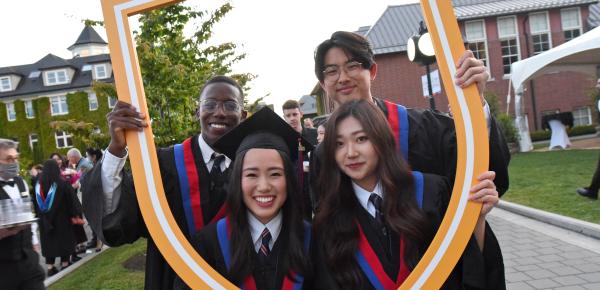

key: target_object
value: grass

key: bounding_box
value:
[48,239,147,290]
[503,149,600,224]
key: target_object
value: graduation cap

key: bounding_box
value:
[213,107,314,162]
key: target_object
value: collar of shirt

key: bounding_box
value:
[247,210,282,253]
[352,180,383,219]
[0,176,27,199]
[198,135,231,172]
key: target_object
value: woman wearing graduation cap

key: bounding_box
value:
[174,107,314,290]
[313,100,504,289]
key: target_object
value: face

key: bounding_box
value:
[335,116,379,191]
[317,125,326,144]
[67,155,79,165]
[303,118,313,128]
[241,148,287,224]
[283,108,303,132]
[320,47,377,105]
[51,155,63,167]
[0,148,18,165]
[198,83,246,145]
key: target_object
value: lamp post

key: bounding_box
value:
[407,21,437,110]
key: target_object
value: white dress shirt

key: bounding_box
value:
[352,180,383,219]
[247,211,282,253]
[100,135,232,216]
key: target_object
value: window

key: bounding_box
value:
[561,8,582,42]
[88,92,99,111]
[50,95,69,115]
[573,106,592,126]
[28,71,41,79]
[529,12,551,54]
[0,77,11,91]
[24,100,34,118]
[55,131,73,149]
[108,96,117,109]
[6,103,16,121]
[465,20,489,69]
[82,64,92,71]
[94,64,108,79]
[45,69,69,85]
[497,16,520,75]
[29,134,38,150]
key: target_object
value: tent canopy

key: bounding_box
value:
[510,25,600,92]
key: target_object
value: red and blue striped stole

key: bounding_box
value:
[383,100,409,161]
[173,137,227,234]
[355,171,424,289]
[216,217,311,290]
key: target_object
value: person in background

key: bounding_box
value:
[576,78,600,199]
[282,100,318,146]
[34,159,82,276]
[316,122,326,144]
[0,138,45,289]
[304,117,315,129]
[85,148,103,166]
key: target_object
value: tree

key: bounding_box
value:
[134,3,253,146]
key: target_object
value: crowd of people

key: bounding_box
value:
[2,30,511,290]
[0,142,105,290]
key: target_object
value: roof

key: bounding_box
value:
[366,0,599,55]
[298,95,317,115]
[0,54,112,100]
[68,26,107,50]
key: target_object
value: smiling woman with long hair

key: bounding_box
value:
[174,108,313,289]
[313,100,504,289]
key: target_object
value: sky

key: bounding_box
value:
[0,0,418,114]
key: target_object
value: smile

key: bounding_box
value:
[209,123,228,129]
[346,162,364,170]
[254,195,275,204]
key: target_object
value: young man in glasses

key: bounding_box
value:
[310,31,509,289]
[82,75,247,290]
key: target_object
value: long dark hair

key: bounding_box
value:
[39,159,62,195]
[226,149,309,285]
[313,100,430,288]
[49,152,66,170]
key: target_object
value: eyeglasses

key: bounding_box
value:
[0,156,19,164]
[200,99,241,113]
[322,60,364,83]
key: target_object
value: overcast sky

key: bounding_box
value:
[0,0,418,114]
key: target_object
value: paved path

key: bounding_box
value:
[489,208,600,290]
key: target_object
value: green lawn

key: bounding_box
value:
[48,239,146,290]
[503,149,600,224]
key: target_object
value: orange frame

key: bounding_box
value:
[100,0,488,289]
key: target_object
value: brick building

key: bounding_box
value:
[0,26,115,163]
[315,0,600,132]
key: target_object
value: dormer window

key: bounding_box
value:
[45,69,69,85]
[0,77,11,92]
[94,64,108,79]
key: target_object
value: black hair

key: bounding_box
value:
[86,148,103,163]
[49,152,66,169]
[39,159,62,195]
[314,31,375,83]
[225,149,309,284]
[198,75,245,103]
[282,99,300,111]
[313,100,430,288]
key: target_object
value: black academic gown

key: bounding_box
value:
[312,173,505,290]
[82,134,230,290]
[173,222,314,290]
[309,98,511,210]
[34,179,81,259]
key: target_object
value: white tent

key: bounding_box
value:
[508,25,600,152]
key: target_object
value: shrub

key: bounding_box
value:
[497,113,518,143]
[529,125,597,142]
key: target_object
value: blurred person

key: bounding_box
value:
[576,78,600,199]
[0,138,45,289]
[85,148,103,166]
[304,117,315,129]
[282,100,318,146]
[317,123,326,144]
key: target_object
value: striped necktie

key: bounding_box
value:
[259,227,271,262]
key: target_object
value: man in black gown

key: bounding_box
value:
[82,76,247,290]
